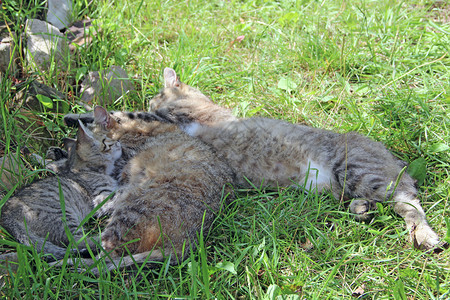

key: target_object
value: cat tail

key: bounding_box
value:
[63,112,94,127]
[6,224,69,262]
[50,249,180,276]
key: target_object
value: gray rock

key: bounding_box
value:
[0,29,17,75]
[0,154,25,193]
[0,252,19,289]
[80,66,135,108]
[25,19,71,71]
[47,0,73,30]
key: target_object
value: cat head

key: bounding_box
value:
[148,68,236,125]
[148,68,216,124]
[64,121,122,175]
[88,106,177,152]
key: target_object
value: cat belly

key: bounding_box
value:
[181,122,201,136]
[299,160,332,193]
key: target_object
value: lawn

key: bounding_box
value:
[1,0,449,298]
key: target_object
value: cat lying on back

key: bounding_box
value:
[145,67,442,251]
[59,106,234,274]
[0,122,121,263]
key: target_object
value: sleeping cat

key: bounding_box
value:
[58,106,234,274]
[146,67,442,251]
[0,121,121,263]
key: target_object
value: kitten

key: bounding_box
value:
[145,67,443,251]
[0,121,121,263]
[59,106,234,273]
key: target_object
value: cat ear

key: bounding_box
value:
[76,120,94,145]
[94,106,116,129]
[164,67,181,88]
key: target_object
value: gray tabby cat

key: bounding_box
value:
[58,106,234,274]
[0,121,121,262]
[145,67,443,251]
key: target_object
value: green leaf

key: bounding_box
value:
[429,143,449,153]
[407,158,426,186]
[36,94,53,109]
[277,77,297,93]
[215,261,237,275]
[76,66,88,82]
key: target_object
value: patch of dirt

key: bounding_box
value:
[428,1,450,24]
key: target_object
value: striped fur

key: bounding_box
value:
[144,67,443,251]
[59,106,234,274]
[0,123,121,261]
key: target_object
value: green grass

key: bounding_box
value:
[1,0,449,298]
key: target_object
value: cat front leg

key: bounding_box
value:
[393,192,441,250]
[349,199,377,221]
[44,146,69,173]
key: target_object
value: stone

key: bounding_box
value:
[80,66,135,108]
[47,0,73,30]
[0,252,20,289]
[0,154,25,193]
[0,26,17,75]
[65,19,99,53]
[13,80,67,113]
[25,19,71,71]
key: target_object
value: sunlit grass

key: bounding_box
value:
[1,0,449,298]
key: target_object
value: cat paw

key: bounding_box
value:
[411,223,446,252]
[349,199,375,221]
[46,147,68,161]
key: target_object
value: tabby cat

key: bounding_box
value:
[59,106,234,273]
[146,67,442,250]
[0,121,121,262]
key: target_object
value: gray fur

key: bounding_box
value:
[54,106,234,274]
[145,67,442,250]
[0,123,121,262]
